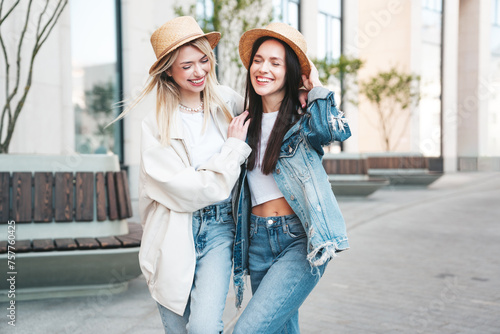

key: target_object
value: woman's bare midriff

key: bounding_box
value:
[252,197,295,217]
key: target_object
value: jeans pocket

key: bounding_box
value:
[285,222,306,239]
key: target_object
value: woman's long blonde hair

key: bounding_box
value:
[111,37,232,146]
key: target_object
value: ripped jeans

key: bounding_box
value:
[156,201,234,334]
[233,213,328,334]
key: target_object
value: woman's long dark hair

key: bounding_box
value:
[245,37,304,174]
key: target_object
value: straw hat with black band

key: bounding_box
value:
[149,16,221,75]
[239,22,311,77]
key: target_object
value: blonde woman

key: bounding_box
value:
[115,17,250,333]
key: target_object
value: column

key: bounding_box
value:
[442,0,459,172]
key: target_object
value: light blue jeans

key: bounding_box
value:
[157,201,234,334]
[233,213,327,334]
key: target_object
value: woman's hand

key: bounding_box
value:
[299,89,308,109]
[301,59,323,91]
[228,111,251,141]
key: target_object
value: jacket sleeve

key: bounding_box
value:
[305,87,351,149]
[142,121,251,213]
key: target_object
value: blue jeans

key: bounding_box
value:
[233,214,327,334]
[157,201,234,334]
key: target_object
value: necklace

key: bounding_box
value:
[179,98,204,113]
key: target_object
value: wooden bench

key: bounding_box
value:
[323,153,389,197]
[0,155,142,300]
[365,153,443,186]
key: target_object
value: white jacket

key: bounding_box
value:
[138,86,251,315]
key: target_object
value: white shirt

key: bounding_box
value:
[179,111,225,170]
[247,111,285,207]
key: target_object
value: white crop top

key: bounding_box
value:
[247,111,284,207]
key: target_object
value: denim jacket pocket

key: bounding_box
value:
[279,134,302,158]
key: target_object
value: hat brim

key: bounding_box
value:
[149,32,221,75]
[239,28,310,77]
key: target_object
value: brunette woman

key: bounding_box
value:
[232,23,351,333]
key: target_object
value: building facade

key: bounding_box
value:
[1,0,499,218]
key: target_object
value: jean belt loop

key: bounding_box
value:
[281,216,287,233]
[215,204,220,221]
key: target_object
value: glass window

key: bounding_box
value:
[70,0,122,159]
[317,0,341,61]
[288,1,299,29]
[197,0,214,31]
[317,14,326,60]
[420,0,442,157]
[490,0,500,155]
[319,0,341,17]
[273,0,300,30]
[493,0,500,25]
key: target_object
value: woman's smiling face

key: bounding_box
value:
[250,39,287,100]
[167,44,211,96]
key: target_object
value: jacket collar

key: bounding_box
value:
[282,114,302,142]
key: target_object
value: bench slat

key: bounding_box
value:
[367,156,429,169]
[33,239,56,252]
[95,172,107,221]
[1,223,143,253]
[12,172,32,222]
[115,235,141,247]
[55,172,74,222]
[0,172,10,223]
[75,172,94,221]
[75,238,100,249]
[14,240,32,253]
[115,171,133,219]
[115,171,127,219]
[121,170,133,218]
[323,159,367,175]
[106,172,119,220]
[97,236,122,248]
[54,238,78,251]
[34,172,54,222]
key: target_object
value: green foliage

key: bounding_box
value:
[84,81,116,139]
[85,82,115,116]
[313,55,364,85]
[359,67,421,151]
[312,55,364,109]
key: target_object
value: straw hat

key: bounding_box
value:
[149,16,221,74]
[239,22,310,77]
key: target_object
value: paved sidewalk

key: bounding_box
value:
[1,172,499,334]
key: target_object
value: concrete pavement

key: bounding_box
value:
[1,172,499,334]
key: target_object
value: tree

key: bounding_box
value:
[312,55,364,110]
[84,81,116,150]
[0,0,68,153]
[359,67,420,151]
[174,0,272,93]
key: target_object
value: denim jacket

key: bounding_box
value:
[232,87,351,307]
